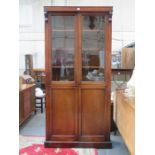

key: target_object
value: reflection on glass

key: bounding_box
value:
[52,16,74,30]
[51,16,75,81]
[82,16,105,81]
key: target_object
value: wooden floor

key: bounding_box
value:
[19,108,130,155]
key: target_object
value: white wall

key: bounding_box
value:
[19,0,50,74]
[19,0,135,74]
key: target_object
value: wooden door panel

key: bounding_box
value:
[51,88,77,138]
[19,92,24,124]
[30,87,35,111]
[23,90,31,118]
[81,89,105,136]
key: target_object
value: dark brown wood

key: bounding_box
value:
[19,84,35,126]
[44,6,112,148]
[112,68,133,71]
[79,88,105,141]
[44,141,112,148]
[51,88,78,140]
[44,6,113,13]
[103,14,112,141]
[45,11,52,140]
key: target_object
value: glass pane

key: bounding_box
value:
[51,16,75,81]
[82,16,105,81]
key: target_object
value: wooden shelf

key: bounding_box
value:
[52,48,100,51]
[53,66,103,69]
[112,68,133,72]
[53,66,74,68]
[83,29,104,32]
[52,29,103,32]
[52,48,74,51]
[52,29,74,32]
[83,48,100,51]
[82,66,104,69]
[33,68,133,71]
[33,68,45,72]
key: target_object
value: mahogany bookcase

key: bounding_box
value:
[44,6,113,148]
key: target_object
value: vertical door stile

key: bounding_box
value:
[75,13,78,140]
[78,13,82,84]
[49,13,53,138]
[104,13,112,140]
[103,14,107,135]
[77,13,82,138]
[49,14,78,141]
[45,12,52,140]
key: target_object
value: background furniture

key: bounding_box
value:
[114,89,135,155]
[19,74,35,84]
[33,68,46,90]
[44,6,112,148]
[33,69,45,83]
[121,47,135,69]
[110,101,117,133]
[35,92,45,113]
[35,97,44,113]
[24,54,34,76]
[19,84,35,126]
[112,68,133,81]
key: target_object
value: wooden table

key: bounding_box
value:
[114,89,135,155]
[19,84,35,126]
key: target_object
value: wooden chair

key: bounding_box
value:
[35,94,45,113]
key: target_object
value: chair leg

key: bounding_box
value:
[41,98,43,113]
[44,97,46,109]
[35,99,37,114]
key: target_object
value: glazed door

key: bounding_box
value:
[78,14,111,142]
[46,14,78,141]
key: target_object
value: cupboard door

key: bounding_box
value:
[79,15,107,141]
[48,15,78,141]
